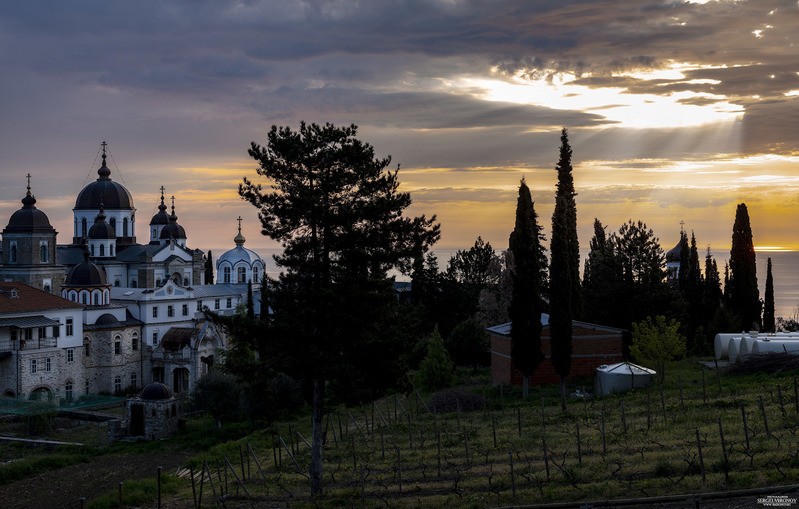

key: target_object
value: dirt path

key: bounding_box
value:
[0,450,191,509]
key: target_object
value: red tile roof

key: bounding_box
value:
[0,282,83,314]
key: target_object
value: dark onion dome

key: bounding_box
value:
[65,251,108,286]
[94,313,119,325]
[149,187,170,226]
[88,204,116,240]
[4,178,55,233]
[74,144,134,210]
[140,382,172,400]
[159,197,186,240]
[665,240,682,263]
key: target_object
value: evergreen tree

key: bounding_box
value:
[677,229,689,292]
[683,231,704,353]
[701,247,723,351]
[246,280,255,319]
[416,326,455,391]
[582,219,624,328]
[763,257,775,333]
[509,178,544,398]
[259,276,270,323]
[549,128,580,410]
[240,122,440,495]
[728,203,761,330]
[204,250,214,284]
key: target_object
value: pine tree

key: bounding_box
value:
[763,257,775,333]
[509,178,544,398]
[259,276,270,323]
[582,219,624,328]
[677,229,689,292]
[246,280,255,319]
[240,122,440,495]
[728,203,761,330]
[550,127,580,410]
[204,250,214,284]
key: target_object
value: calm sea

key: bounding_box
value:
[239,247,799,321]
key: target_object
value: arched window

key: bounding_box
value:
[131,280,138,288]
[110,244,114,256]
[99,244,105,257]
[237,266,247,283]
[65,381,73,401]
[109,217,116,231]
[123,217,129,237]
[132,333,138,351]
[93,292,100,305]
[223,266,231,283]
[81,292,88,305]
[152,228,157,239]
[252,266,259,283]
[90,244,95,256]
[40,243,48,263]
[9,243,17,263]
[81,218,87,237]
[114,279,120,287]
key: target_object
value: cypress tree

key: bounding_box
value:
[204,250,214,284]
[550,127,580,410]
[763,257,775,333]
[246,280,255,319]
[677,229,689,292]
[509,178,544,398]
[728,203,761,330]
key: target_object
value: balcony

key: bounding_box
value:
[0,337,58,354]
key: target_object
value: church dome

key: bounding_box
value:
[95,313,119,325]
[4,179,55,233]
[150,188,170,226]
[159,198,186,240]
[218,218,264,269]
[88,205,116,240]
[666,240,682,263]
[74,144,134,211]
[65,253,108,287]
[140,382,172,400]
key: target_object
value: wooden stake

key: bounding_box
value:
[718,418,729,482]
[620,400,627,435]
[601,409,607,455]
[517,407,522,437]
[576,420,582,464]
[541,433,550,480]
[508,451,516,498]
[740,403,750,452]
[695,428,706,484]
[702,369,707,403]
[778,385,786,417]
[492,413,497,448]
[759,395,771,438]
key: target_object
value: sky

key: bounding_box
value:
[1,0,798,266]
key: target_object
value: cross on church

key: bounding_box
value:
[237,216,243,233]
[160,185,165,196]
[101,141,107,155]
[26,173,31,190]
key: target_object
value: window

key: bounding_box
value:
[152,306,158,318]
[93,293,100,305]
[99,244,105,257]
[132,334,138,351]
[114,338,121,355]
[152,331,158,345]
[114,279,120,287]
[214,299,220,310]
[67,348,74,362]
[114,376,122,394]
[90,244,95,256]
[183,277,189,286]
[81,218,87,237]
[85,379,90,395]
[65,381,73,401]
[109,217,116,230]
[223,266,231,283]
[9,243,17,263]
[40,242,48,263]
[43,284,51,293]
[25,329,33,341]
[45,358,51,372]
[167,305,174,317]
[226,297,232,308]
[123,217,128,237]
[30,359,37,374]
[38,326,46,339]
[237,266,246,283]
[53,324,60,338]
[81,292,88,305]
[130,372,137,389]
[196,300,202,311]
[66,318,74,336]
[10,329,16,342]
[253,267,259,283]
[110,244,114,256]
[152,228,156,238]
[182,304,188,316]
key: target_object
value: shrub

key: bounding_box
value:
[416,326,455,391]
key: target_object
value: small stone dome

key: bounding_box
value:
[218,218,264,266]
[75,145,134,210]
[140,382,172,401]
[150,190,170,226]
[4,180,55,233]
[95,313,119,325]
[88,205,116,240]
[665,241,682,263]
[159,199,186,240]
[65,256,108,286]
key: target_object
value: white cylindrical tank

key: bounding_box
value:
[751,339,799,355]
[715,333,743,360]
[728,337,743,363]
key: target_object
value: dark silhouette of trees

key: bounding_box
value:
[727,203,761,331]
[582,219,623,328]
[204,250,214,284]
[549,128,580,410]
[239,122,439,495]
[763,257,775,333]
[509,178,545,398]
[246,280,255,319]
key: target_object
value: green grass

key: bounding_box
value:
[0,450,92,485]
[87,474,180,509]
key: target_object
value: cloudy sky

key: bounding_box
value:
[1,0,798,263]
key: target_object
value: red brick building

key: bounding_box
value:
[489,314,625,386]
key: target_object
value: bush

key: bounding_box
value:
[416,326,455,391]
[428,387,486,413]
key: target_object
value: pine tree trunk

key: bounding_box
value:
[310,377,325,495]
